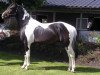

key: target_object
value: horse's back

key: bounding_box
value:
[41,21,77,41]
[34,26,58,43]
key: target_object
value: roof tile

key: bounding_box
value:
[46,0,100,8]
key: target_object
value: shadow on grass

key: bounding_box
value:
[29,65,67,71]
[0,61,23,66]
[76,67,100,73]
[0,52,23,60]
[42,66,67,71]
[5,62,23,65]
[29,65,100,73]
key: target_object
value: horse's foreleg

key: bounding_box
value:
[21,38,31,70]
[21,54,27,69]
[25,49,30,69]
[21,49,30,70]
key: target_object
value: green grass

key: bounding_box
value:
[0,52,100,75]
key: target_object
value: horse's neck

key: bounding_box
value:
[17,7,29,28]
[18,8,42,28]
[32,17,41,24]
[28,17,42,27]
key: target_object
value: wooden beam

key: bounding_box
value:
[53,12,56,22]
[80,13,83,29]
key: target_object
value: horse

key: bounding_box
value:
[2,2,77,72]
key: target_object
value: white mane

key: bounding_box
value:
[22,8,30,20]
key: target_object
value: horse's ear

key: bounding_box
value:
[11,0,18,6]
[22,3,24,7]
[11,0,16,3]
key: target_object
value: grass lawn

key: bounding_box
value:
[0,52,100,75]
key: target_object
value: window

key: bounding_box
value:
[32,15,36,19]
[89,18,100,31]
[76,18,88,30]
[36,15,48,23]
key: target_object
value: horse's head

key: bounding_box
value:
[2,2,30,28]
[2,2,30,20]
[2,3,18,19]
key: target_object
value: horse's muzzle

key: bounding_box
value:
[0,32,6,40]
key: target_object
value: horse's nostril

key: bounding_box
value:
[1,16,4,19]
[2,15,7,19]
[2,12,6,19]
[1,14,4,19]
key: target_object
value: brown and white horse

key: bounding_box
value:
[2,2,77,72]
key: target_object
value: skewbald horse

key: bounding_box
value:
[2,2,77,72]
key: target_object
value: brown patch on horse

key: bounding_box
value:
[34,26,58,43]
[34,23,69,46]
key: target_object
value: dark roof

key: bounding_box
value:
[45,0,100,8]
[0,0,9,4]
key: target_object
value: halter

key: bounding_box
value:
[2,11,16,20]
[3,5,18,19]
[9,13,17,17]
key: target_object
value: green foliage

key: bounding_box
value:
[0,2,8,12]
[77,38,100,55]
[0,0,45,11]
[15,0,45,10]
[97,36,100,44]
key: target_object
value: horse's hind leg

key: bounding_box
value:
[65,45,75,72]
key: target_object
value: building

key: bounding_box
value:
[34,0,100,43]
[1,0,100,43]
[1,0,100,30]
[33,0,100,31]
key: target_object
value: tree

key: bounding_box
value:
[0,2,8,12]
[0,0,46,29]
[13,0,46,10]
[0,0,46,12]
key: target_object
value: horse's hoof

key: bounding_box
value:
[25,66,28,70]
[70,70,75,73]
[21,65,26,69]
[67,67,71,72]
[67,68,75,73]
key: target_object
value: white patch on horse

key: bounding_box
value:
[22,8,29,20]
[25,17,41,43]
